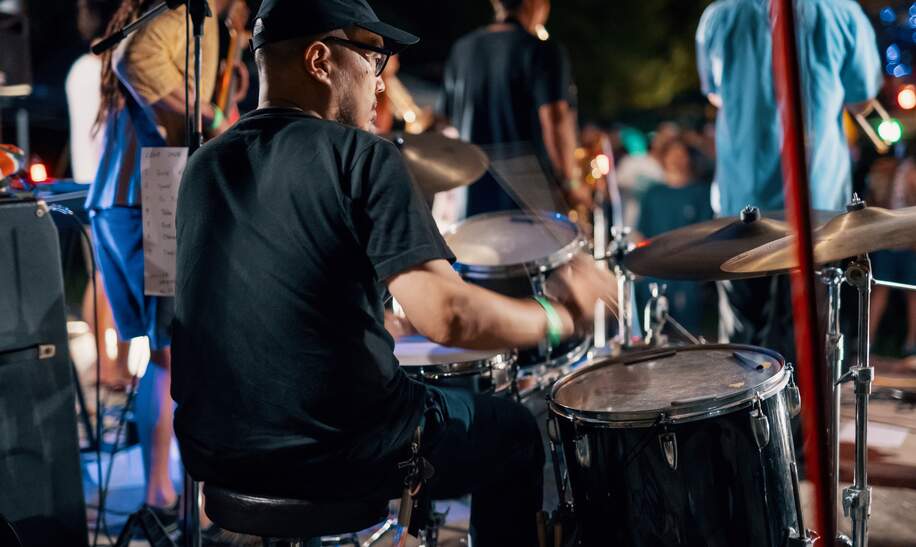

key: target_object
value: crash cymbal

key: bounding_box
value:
[723,203,916,275]
[391,133,489,196]
[623,207,835,281]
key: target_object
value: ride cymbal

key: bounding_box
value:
[624,207,834,281]
[723,203,916,276]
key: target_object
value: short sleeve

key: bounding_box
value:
[839,3,882,104]
[696,3,723,97]
[349,140,455,280]
[532,40,571,108]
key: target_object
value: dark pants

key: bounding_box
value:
[721,275,797,363]
[182,387,544,547]
[420,388,545,546]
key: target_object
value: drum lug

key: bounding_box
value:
[572,419,591,468]
[786,363,802,417]
[546,416,560,443]
[658,431,677,470]
[750,395,770,449]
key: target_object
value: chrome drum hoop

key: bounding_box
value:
[547,344,789,428]
[413,351,516,382]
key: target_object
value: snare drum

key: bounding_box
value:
[444,211,591,371]
[548,344,801,546]
[394,335,516,394]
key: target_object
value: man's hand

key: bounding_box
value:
[545,254,616,329]
[565,183,593,210]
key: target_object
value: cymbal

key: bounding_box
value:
[623,208,835,281]
[723,204,916,275]
[392,133,489,196]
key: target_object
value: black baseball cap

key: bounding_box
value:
[251,0,419,52]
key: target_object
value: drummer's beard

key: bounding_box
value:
[333,73,377,132]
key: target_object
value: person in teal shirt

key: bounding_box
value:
[636,137,715,337]
[696,0,882,216]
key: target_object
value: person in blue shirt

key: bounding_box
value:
[696,0,882,357]
[697,0,882,216]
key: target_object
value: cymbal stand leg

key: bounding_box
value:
[839,256,874,547]
[819,267,845,542]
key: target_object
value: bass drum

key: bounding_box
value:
[548,345,801,547]
[444,210,591,376]
[394,335,516,394]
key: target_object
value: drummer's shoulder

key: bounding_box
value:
[283,118,399,166]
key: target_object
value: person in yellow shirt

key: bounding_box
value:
[84,0,235,532]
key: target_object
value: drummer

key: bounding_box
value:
[170,0,615,545]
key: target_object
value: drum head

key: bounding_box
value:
[395,336,509,370]
[445,211,582,270]
[550,345,786,425]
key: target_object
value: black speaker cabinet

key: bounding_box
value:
[0,13,32,96]
[0,195,87,546]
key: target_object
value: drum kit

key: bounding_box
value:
[391,134,916,547]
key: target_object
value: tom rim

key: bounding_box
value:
[547,344,790,428]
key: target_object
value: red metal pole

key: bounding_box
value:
[769,0,833,540]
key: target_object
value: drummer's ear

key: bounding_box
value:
[303,41,334,87]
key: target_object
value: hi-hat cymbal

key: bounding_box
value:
[723,204,916,275]
[391,133,489,196]
[623,208,835,281]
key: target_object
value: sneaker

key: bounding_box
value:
[133,498,180,539]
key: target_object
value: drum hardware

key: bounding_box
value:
[643,283,703,346]
[608,227,640,347]
[750,394,771,449]
[788,461,818,546]
[785,364,802,417]
[837,254,874,547]
[658,430,678,470]
[592,200,611,350]
[819,266,846,534]
[545,415,572,515]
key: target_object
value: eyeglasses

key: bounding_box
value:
[321,37,393,77]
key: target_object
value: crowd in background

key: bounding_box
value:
[587,117,916,355]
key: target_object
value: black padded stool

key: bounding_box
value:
[202,483,388,547]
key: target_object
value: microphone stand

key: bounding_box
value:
[93,2,210,547]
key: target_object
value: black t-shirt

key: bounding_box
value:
[172,108,454,471]
[439,22,573,215]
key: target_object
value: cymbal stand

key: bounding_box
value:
[609,227,638,346]
[837,255,873,547]
[643,283,701,346]
[592,199,610,349]
[818,267,847,545]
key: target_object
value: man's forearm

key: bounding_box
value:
[441,282,575,350]
[540,101,577,182]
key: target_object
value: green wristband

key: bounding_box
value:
[211,105,225,131]
[533,296,563,349]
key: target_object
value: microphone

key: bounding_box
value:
[0,144,25,179]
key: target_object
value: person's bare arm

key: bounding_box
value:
[539,100,591,207]
[387,256,615,350]
[845,99,873,116]
[706,92,722,109]
[387,259,574,349]
[539,100,576,182]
